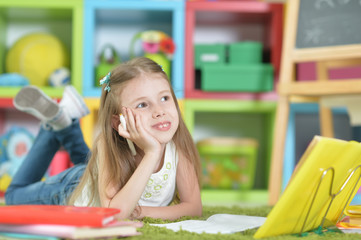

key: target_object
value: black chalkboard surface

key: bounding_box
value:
[296,0,361,49]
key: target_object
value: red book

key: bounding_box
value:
[0,205,120,227]
[0,221,143,239]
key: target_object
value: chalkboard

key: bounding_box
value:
[296,0,361,49]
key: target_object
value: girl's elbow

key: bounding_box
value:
[106,202,134,220]
[189,201,202,217]
[114,206,135,220]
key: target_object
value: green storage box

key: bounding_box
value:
[197,137,258,190]
[201,64,273,92]
[229,41,262,64]
[194,44,226,69]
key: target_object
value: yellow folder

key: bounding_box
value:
[255,136,361,238]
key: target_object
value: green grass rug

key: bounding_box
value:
[129,205,361,240]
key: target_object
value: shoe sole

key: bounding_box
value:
[14,86,59,120]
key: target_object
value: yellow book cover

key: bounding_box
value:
[254,136,361,238]
[342,205,361,226]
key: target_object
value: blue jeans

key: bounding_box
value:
[5,120,90,205]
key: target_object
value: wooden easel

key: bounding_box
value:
[268,0,361,205]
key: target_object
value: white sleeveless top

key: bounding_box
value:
[138,141,178,206]
[74,141,178,207]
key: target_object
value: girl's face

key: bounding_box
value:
[119,72,179,144]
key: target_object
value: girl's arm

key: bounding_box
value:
[99,109,163,219]
[98,145,161,217]
[133,152,202,220]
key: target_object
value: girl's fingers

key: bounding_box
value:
[118,123,130,139]
[123,107,142,143]
[119,107,135,138]
[122,109,160,153]
[126,108,137,133]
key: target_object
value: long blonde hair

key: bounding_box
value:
[68,57,201,206]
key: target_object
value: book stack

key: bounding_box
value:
[0,205,142,239]
[345,205,361,225]
[337,205,361,233]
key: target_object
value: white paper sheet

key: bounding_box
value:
[151,214,266,234]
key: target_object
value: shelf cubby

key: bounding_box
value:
[0,0,83,98]
[184,1,283,99]
[82,0,185,98]
[184,99,276,193]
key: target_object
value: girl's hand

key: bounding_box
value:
[118,107,162,156]
[129,206,142,220]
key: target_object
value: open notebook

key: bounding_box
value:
[255,136,361,238]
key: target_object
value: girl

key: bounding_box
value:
[5,57,202,220]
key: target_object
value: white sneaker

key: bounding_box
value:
[14,86,72,130]
[60,85,90,120]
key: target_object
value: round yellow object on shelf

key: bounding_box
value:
[6,33,69,86]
